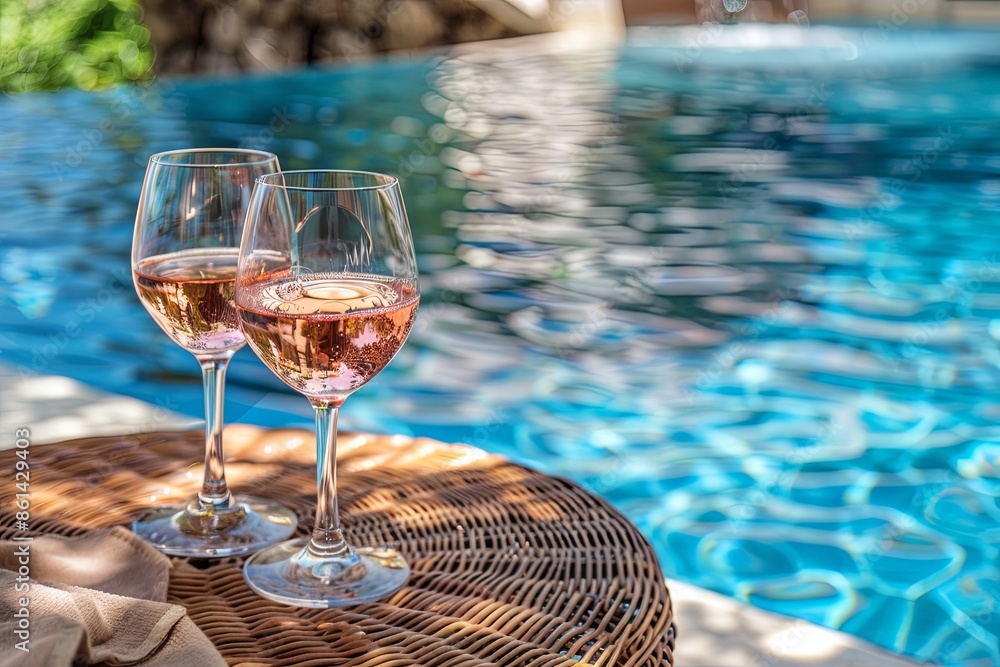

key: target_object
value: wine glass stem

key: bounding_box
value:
[198,356,232,508]
[310,402,352,559]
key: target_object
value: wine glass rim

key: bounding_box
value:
[255,170,399,192]
[149,148,277,168]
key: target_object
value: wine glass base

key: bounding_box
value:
[132,494,297,558]
[243,537,410,608]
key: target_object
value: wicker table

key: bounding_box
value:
[0,427,676,666]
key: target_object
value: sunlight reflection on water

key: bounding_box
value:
[2,27,1000,665]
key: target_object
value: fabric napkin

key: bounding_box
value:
[0,527,226,667]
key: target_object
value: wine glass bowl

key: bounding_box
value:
[131,148,298,557]
[133,247,246,354]
[235,170,419,607]
[237,273,418,400]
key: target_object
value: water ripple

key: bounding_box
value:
[2,27,1000,665]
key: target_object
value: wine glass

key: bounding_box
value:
[131,148,297,556]
[234,170,419,607]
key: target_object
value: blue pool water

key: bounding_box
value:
[3,26,1000,665]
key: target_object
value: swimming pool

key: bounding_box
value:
[2,25,999,665]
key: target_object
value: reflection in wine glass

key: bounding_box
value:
[235,170,419,607]
[131,148,297,557]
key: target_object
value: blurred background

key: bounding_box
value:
[3,1,1000,665]
[8,0,1000,89]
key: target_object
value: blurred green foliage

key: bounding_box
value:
[1,0,154,92]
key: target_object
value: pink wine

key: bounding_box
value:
[134,248,245,353]
[237,273,419,400]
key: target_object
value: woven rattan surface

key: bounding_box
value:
[0,426,675,666]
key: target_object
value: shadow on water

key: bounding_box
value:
[2,26,1000,665]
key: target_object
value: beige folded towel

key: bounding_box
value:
[0,528,226,667]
